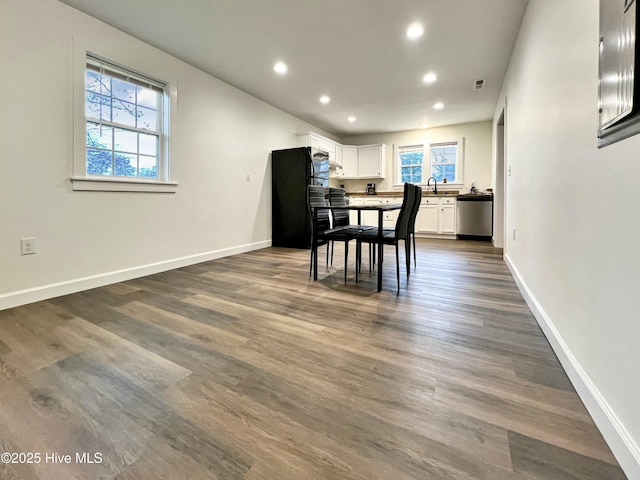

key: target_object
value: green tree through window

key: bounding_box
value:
[85,57,163,179]
[399,145,424,183]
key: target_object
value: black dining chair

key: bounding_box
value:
[307,185,362,283]
[327,188,374,265]
[383,184,422,275]
[407,184,422,273]
[355,182,417,294]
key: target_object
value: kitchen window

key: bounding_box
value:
[399,144,424,183]
[71,52,177,192]
[395,138,464,186]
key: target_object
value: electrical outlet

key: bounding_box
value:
[21,237,36,255]
[508,165,512,177]
[245,172,251,182]
[512,229,516,241]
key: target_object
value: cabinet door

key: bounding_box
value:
[334,145,343,166]
[296,134,312,147]
[317,140,336,161]
[416,205,439,233]
[383,210,398,228]
[363,210,384,227]
[342,147,358,178]
[439,204,456,234]
[358,145,383,178]
[349,197,364,225]
[363,198,384,226]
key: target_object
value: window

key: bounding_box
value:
[399,145,424,183]
[85,56,164,179]
[72,51,177,192]
[429,141,459,183]
[395,139,464,186]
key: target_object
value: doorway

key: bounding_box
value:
[495,106,506,250]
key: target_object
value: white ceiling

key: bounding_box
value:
[57,0,529,137]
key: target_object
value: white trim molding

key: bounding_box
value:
[505,254,640,479]
[70,176,178,193]
[0,240,271,311]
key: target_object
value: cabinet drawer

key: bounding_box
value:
[421,197,439,204]
[441,197,457,205]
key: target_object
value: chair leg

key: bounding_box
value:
[412,232,417,269]
[395,243,400,295]
[405,238,411,278]
[326,243,329,268]
[344,241,349,283]
[309,247,313,277]
[355,241,360,282]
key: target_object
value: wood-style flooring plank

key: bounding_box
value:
[0,239,627,480]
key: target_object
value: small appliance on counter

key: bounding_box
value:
[366,183,376,195]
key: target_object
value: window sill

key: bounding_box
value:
[70,176,178,193]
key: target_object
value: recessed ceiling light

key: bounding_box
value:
[420,123,429,129]
[319,95,330,104]
[433,102,444,110]
[406,23,424,39]
[348,116,356,122]
[273,61,288,74]
[423,72,437,84]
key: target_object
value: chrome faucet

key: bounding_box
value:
[427,176,438,194]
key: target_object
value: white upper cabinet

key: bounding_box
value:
[356,144,386,178]
[341,146,358,177]
[297,132,337,163]
[340,144,386,179]
[297,132,386,179]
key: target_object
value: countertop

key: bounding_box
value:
[347,190,460,198]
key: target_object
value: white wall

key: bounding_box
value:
[339,121,492,193]
[495,0,640,476]
[0,0,331,309]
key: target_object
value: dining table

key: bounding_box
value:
[311,203,402,292]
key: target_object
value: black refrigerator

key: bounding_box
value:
[271,147,329,249]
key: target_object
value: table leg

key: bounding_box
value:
[377,209,383,291]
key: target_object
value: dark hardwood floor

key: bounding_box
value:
[0,239,627,479]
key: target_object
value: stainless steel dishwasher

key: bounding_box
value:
[456,194,493,239]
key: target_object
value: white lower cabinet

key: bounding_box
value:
[440,204,456,234]
[349,196,364,225]
[416,204,439,233]
[349,197,401,227]
[416,196,457,236]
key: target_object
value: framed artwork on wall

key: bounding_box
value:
[598,0,640,147]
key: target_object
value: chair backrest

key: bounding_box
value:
[394,183,416,239]
[307,185,330,232]
[328,187,350,227]
[408,184,422,234]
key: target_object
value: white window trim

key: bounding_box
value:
[71,37,178,193]
[393,137,465,190]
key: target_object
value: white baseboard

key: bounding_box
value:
[0,240,271,311]
[504,254,640,479]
